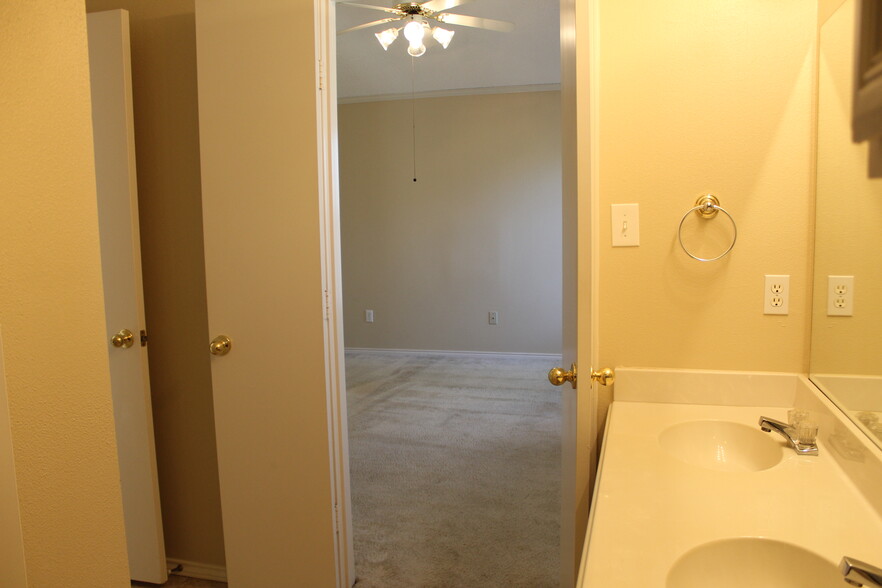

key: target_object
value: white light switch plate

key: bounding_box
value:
[611,203,640,247]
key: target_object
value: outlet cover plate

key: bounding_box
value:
[827,275,854,316]
[764,275,790,315]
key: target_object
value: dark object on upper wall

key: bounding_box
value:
[853,0,882,141]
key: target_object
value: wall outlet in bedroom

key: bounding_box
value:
[365,309,374,323]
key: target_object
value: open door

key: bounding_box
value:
[88,10,167,584]
[556,0,600,585]
[195,1,352,585]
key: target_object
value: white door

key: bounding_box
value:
[88,10,167,584]
[558,1,599,585]
[195,1,351,585]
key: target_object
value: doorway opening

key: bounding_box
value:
[333,1,564,584]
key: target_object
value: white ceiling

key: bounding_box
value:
[334,0,560,100]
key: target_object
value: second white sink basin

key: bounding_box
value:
[666,538,841,587]
[659,420,784,472]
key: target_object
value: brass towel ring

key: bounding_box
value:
[677,194,737,262]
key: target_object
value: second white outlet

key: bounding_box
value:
[827,275,854,316]
[763,275,790,315]
[365,309,374,323]
[488,311,499,326]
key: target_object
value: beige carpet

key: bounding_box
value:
[346,351,562,588]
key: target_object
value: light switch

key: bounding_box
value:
[611,204,639,247]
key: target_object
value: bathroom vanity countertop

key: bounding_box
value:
[578,402,882,587]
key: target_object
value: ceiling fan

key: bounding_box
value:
[337,0,514,57]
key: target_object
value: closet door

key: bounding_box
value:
[195,1,340,585]
[88,10,167,584]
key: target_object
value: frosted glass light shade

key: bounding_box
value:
[375,27,399,50]
[407,44,426,57]
[432,27,454,49]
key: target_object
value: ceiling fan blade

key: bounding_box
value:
[420,0,472,13]
[337,2,401,15]
[436,13,514,32]
[338,17,401,35]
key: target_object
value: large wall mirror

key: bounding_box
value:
[811,0,882,447]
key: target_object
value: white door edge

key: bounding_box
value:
[314,1,356,586]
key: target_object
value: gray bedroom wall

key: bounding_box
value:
[339,90,562,354]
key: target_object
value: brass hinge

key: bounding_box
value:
[318,59,324,91]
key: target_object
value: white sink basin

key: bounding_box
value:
[667,538,841,587]
[658,420,784,472]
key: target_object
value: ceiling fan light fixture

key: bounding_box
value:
[432,26,454,49]
[375,27,399,50]
[403,18,426,44]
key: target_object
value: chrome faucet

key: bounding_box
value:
[757,416,818,455]
[842,556,882,587]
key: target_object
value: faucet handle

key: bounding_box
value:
[796,420,819,445]
[841,556,882,587]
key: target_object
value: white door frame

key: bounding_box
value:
[314,0,356,585]
[312,1,600,586]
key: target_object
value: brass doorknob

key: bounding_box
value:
[209,335,232,356]
[112,329,135,349]
[590,367,616,386]
[548,363,578,388]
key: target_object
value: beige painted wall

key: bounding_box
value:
[596,0,817,373]
[0,2,130,586]
[339,92,562,354]
[812,0,882,375]
[84,0,226,568]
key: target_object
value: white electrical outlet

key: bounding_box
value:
[827,275,854,316]
[365,309,374,323]
[763,275,790,315]
[488,311,499,326]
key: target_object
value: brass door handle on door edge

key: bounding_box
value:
[547,364,616,389]
[209,335,232,356]
[590,367,615,386]
[112,329,135,348]
[548,363,578,388]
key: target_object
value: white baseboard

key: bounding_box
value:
[344,347,562,361]
[168,558,227,582]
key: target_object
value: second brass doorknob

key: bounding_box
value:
[548,363,578,388]
[112,329,135,349]
[209,335,232,356]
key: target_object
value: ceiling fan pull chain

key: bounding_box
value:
[411,55,417,182]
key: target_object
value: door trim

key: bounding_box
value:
[314,1,356,585]
[314,0,597,585]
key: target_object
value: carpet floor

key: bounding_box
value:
[345,351,562,588]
